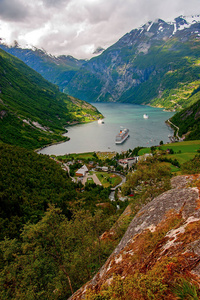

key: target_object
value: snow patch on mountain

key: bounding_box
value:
[171,15,200,35]
[147,22,153,32]
[184,15,200,24]
[140,15,200,37]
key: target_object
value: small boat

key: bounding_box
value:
[98,119,104,124]
[115,128,129,144]
[143,114,149,119]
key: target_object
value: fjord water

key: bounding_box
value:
[39,103,174,155]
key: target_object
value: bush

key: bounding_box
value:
[181,155,200,174]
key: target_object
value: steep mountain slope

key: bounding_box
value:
[0,143,74,239]
[0,143,111,240]
[65,15,200,109]
[169,89,200,140]
[1,15,200,110]
[69,175,200,299]
[0,48,102,149]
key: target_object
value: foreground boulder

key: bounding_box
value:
[69,175,200,299]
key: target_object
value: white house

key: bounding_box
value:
[75,165,88,177]
[118,157,138,169]
[102,166,108,172]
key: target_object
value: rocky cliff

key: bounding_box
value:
[69,175,200,299]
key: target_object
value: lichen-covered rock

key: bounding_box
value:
[69,175,200,299]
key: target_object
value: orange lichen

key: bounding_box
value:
[84,208,200,299]
[71,175,200,300]
[176,220,200,245]
[195,179,200,209]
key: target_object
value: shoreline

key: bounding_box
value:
[37,104,174,155]
[35,117,104,154]
[35,137,70,154]
[165,119,182,142]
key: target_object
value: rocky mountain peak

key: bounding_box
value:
[175,15,188,28]
[115,15,200,50]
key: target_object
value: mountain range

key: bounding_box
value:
[1,15,200,111]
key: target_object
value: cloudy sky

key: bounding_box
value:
[0,0,199,59]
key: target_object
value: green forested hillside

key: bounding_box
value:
[0,144,118,298]
[0,144,73,239]
[169,90,200,140]
[0,48,102,149]
[0,144,112,240]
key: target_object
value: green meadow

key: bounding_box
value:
[138,140,200,172]
[160,140,200,154]
[96,172,122,188]
[57,152,96,161]
[160,140,200,164]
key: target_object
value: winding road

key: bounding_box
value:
[167,119,180,140]
[109,173,126,201]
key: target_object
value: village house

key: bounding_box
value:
[118,159,128,169]
[75,165,88,177]
[102,166,109,172]
[118,157,138,169]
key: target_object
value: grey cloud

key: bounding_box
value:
[36,0,200,58]
[40,0,71,8]
[0,0,29,21]
[84,1,120,24]
[0,0,199,59]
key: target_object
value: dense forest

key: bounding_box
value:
[0,144,114,240]
[169,92,200,140]
[0,144,120,298]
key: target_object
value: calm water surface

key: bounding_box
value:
[39,103,174,155]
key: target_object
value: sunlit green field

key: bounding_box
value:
[160,140,200,154]
[161,141,200,164]
[138,140,200,173]
[58,152,96,160]
[57,151,116,161]
[96,172,122,188]
[138,140,200,164]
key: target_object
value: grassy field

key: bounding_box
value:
[138,140,200,173]
[160,140,200,154]
[57,151,117,161]
[96,172,122,188]
[161,140,200,165]
[87,177,94,184]
[138,148,151,155]
[138,140,200,164]
[58,152,96,160]
[96,152,117,160]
